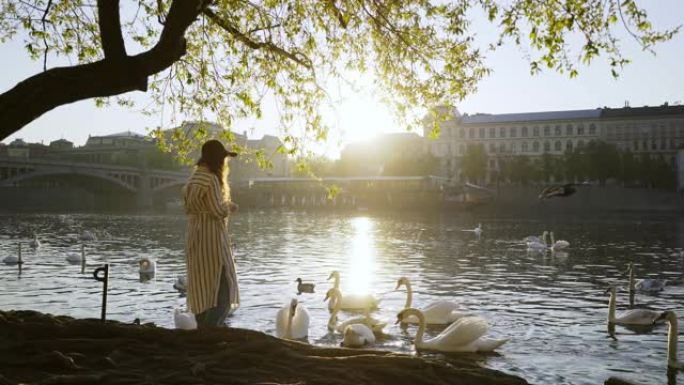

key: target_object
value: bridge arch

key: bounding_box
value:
[0,169,137,192]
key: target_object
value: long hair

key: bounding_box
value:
[197,156,231,201]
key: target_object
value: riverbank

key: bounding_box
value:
[0,310,527,385]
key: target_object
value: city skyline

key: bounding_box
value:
[1,1,682,158]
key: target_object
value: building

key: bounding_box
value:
[425,104,684,182]
[49,139,74,151]
[339,132,428,176]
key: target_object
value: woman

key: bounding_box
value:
[183,139,240,328]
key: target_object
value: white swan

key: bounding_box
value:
[524,231,547,244]
[654,311,684,370]
[627,263,666,294]
[66,245,85,264]
[3,244,23,265]
[342,324,376,348]
[29,234,41,249]
[546,232,569,251]
[327,271,379,311]
[325,288,386,333]
[606,287,663,326]
[461,223,483,238]
[80,230,97,242]
[275,298,309,340]
[139,258,156,275]
[395,277,470,325]
[526,231,548,251]
[174,308,197,330]
[397,308,508,353]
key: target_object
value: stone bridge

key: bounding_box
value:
[0,156,189,208]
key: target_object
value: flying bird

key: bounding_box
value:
[538,184,576,200]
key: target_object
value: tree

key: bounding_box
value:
[584,140,620,185]
[0,0,677,156]
[461,144,487,184]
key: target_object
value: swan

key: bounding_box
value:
[29,234,41,249]
[653,311,684,370]
[606,287,663,326]
[327,271,379,311]
[80,230,97,242]
[397,308,508,353]
[139,258,156,274]
[174,308,197,330]
[546,232,569,251]
[174,275,187,294]
[461,223,483,238]
[275,298,309,340]
[3,244,23,265]
[526,231,548,250]
[295,278,315,294]
[626,263,666,294]
[342,324,376,348]
[66,245,85,264]
[395,277,470,325]
[325,288,386,333]
[524,231,547,245]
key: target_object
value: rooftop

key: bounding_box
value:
[461,109,601,124]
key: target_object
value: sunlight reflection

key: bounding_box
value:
[345,217,376,295]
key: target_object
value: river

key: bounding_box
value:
[1,211,683,384]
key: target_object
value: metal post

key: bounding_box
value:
[93,264,109,322]
[80,244,86,274]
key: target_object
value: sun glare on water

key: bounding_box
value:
[344,217,377,295]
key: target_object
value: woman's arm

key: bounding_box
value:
[207,176,231,218]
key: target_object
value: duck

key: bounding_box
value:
[395,277,470,325]
[174,275,187,294]
[139,257,156,275]
[325,288,386,333]
[275,298,309,340]
[606,286,663,326]
[3,244,23,265]
[397,308,508,353]
[80,230,97,242]
[653,311,684,370]
[327,271,379,311]
[29,234,41,249]
[342,324,376,348]
[295,278,315,294]
[461,223,483,239]
[173,308,197,330]
[626,263,666,295]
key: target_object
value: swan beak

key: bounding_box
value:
[323,294,329,302]
[604,287,612,294]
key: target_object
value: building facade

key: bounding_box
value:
[425,104,684,182]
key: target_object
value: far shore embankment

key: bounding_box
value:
[0,310,528,385]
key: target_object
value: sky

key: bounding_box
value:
[1,1,683,158]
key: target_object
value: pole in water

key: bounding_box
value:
[93,264,109,322]
[80,244,86,274]
[17,243,23,276]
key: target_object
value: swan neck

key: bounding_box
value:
[285,306,294,339]
[328,294,341,330]
[628,268,635,292]
[414,311,426,348]
[668,316,679,366]
[607,291,616,323]
[550,232,555,245]
[333,275,340,290]
[404,281,413,309]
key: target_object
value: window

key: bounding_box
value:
[499,127,506,138]
[578,140,585,150]
[544,126,550,136]
[533,141,540,152]
[522,126,529,137]
[544,141,551,152]
[652,140,657,150]
[469,128,475,138]
[533,126,540,137]
[510,127,518,137]
[479,128,485,138]
[522,142,529,152]
[589,123,596,135]
[554,141,562,151]
[459,128,465,138]
[566,140,573,151]
[566,124,573,135]
[499,143,506,152]
[577,125,585,135]
[555,125,562,136]
[643,140,648,150]
[634,141,639,151]
[489,159,496,168]
[661,138,667,150]
[510,142,517,153]
[489,127,496,138]
[489,143,496,153]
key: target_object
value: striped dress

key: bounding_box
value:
[182,166,240,315]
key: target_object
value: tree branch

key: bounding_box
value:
[97,0,127,60]
[41,0,53,71]
[0,0,213,139]
[203,7,312,69]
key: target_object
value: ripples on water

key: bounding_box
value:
[1,211,684,385]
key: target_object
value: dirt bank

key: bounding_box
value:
[0,310,527,385]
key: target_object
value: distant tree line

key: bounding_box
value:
[462,140,677,189]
